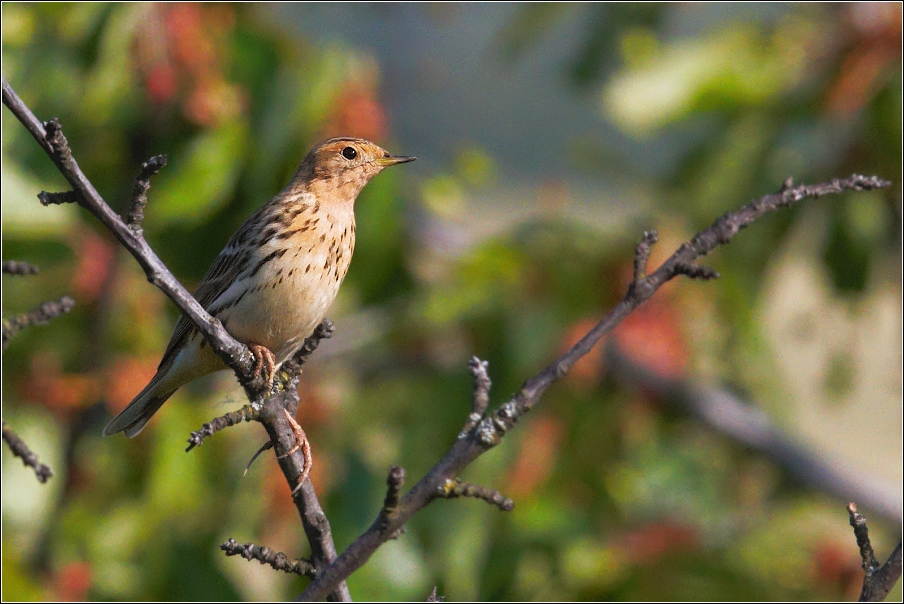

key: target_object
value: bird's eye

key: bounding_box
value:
[342,147,357,160]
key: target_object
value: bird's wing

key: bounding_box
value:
[156,209,263,370]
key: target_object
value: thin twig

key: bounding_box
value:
[848,502,903,602]
[381,466,406,523]
[633,229,658,281]
[220,538,316,578]
[127,154,168,230]
[437,478,514,512]
[244,441,274,475]
[2,420,53,483]
[2,260,39,275]
[460,357,491,436]
[2,296,75,350]
[298,174,891,601]
[185,405,260,452]
[38,190,79,206]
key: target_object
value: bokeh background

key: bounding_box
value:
[2,3,901,601]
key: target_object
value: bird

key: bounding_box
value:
[104,137,415,438]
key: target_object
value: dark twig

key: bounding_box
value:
[2,420,53,483]
[37,190,79,206]
[220,538,316,579]
[185,405,260,452]
[633,229,658,281]
[849,503,882,573]
[460,357,491,436]
[127,154,168,230]
[848,503,903,602]
[244,441,275,475]
[2,296,75,351]
[2,260,39,275]
[298,175,891,601]
[381,466,406,520]
[437,478,514,512]
[673,262,719,280]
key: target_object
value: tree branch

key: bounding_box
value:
[220,538,317,578]
[607,343,903,524]
[298,174,891,601]
[2,420,54,483]
[848,502,903,602]
[3,77,350,601]
[436,479,514,512]
[2,260,40,276]
[127,154,168,231]
[1,77,259,392]
[2,296,75,351]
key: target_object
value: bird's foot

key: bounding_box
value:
[248,343,276,394]
[279,408,312,492]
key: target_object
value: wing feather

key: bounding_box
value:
[156,207,265,369]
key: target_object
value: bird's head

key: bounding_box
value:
[295,137,415,202]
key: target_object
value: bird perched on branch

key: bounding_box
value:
[104,137,415,438]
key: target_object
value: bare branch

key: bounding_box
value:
[220,538,316,578]
[186,404,260,452]
[2,260,39,275]
[460,357,491,436]
[382,466,406,518]
[37,190,79,206]
[633,229,658,281]
[4,78,350,601]
[437,478,514,512]
[127,154,168,230]
[298,174,891,601]
[427,586,445,602]
[2,420,53,483]
[2,77,257,391]
[2,296,75,351]
[673,261,719,280]
[186,318,335,450]
[847,503,903,602]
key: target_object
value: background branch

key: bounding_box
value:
[607,343,903,524]
[2,260,40,276]
[2,296,75,351]
[2,420,54,483]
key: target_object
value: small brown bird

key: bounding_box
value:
[104,137,415,437]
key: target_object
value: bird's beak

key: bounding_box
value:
[375,154,417,167]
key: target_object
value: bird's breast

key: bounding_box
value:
[219,204,356,362]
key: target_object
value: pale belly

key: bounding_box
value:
[216,217,354,363]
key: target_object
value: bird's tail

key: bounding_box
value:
[103,371,177,438]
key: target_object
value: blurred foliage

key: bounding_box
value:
[2,3,901,602]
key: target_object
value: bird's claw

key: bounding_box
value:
[248,343,276,393]
[278,408,312,492]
